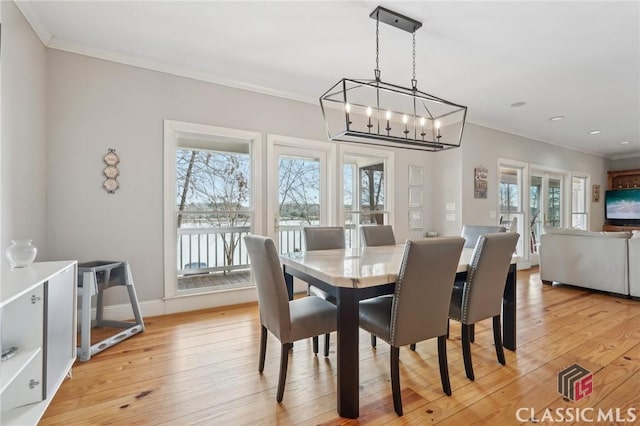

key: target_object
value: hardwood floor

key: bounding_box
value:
[41,268,640,425]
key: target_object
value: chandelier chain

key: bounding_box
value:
[412,32,417,89]
[375,14,380,81]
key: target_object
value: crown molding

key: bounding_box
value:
[14,1,52,45]
[46,36,319,106]
[608,151,640,161]
[468,118,608,159]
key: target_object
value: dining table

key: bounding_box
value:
[280,243,517,419]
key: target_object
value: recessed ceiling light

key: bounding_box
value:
[510,101,527,108]
[620,141,630,145]
[549,116,565,121]
[588,130,601,135]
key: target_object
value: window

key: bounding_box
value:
[176,148,252,292]
[498,162,525,256]
[277,155,322,253]
[266,135,335,254]
[342,148,393,248]
[571,176,588,229]
[164,121,262,299]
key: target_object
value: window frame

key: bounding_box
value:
[339,144,394,248]
[163,120,263,300]
[571,173,590,230]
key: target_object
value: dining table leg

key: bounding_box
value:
[502,264,517,351]
[336,286,359,419]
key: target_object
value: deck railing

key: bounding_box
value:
[177,224,361,276]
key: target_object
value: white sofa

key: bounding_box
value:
[540,228,636,297]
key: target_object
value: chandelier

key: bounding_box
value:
[320,6,467,152]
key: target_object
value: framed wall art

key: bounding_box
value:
[409,165,423,186]
[474,165,488,199]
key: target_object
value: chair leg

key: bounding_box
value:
[259,325,267,373]
[390,346,403,416]
[312,336,319,355]
[437,335,452,396]
[371,333,377,348]
[324,333,330,357]
[461,324,475,381]
[446,319,450,339]
[493,315,506,365]
[409,343,416,351]
[470,323,475,343]
[276,343,292,402]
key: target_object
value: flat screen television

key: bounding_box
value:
[605,188,640,225]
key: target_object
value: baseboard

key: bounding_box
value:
[81,287,261,321]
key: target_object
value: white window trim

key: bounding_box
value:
[266,134,337,235]
[529,163,572,228]
[163,120,263,300]
[338,144,395,230]
[497,158,529,265]
[570,171,591,230]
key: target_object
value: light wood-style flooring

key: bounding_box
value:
[41,268,640,425]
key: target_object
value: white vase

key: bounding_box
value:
[6,240,38,268]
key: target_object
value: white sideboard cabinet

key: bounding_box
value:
[1,261,77,425]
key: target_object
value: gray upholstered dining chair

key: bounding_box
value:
[500,215,519,233]
[244,235,337,402]
[358,237,465,416]
[449,232,519,381]
[360,224,396,348]
[461,224,506,248]
[303,226,345,356]
[361,225,396,247]
[304,226,346,251]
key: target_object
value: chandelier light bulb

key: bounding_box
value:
[345,103,352,126]
[435,120,442,139]
[435,120,441,129]
[419,117,426,126]
[402,115,410,137]
[385,110,392,135]
[366,107,373,117]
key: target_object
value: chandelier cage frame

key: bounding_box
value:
[319,6,468,152]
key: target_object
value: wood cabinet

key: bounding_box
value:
[607,169,640,190]
[1,261,77,425]
[603,169,640,232]
[603,224,640,232]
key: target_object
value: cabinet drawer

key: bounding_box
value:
[1,286,45,410]
[1,349,43,410]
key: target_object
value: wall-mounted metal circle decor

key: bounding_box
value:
[103,148,120,194]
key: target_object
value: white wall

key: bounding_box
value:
[45,49,431,308]
[609,157,640,171]
[429,148,463,237]
[457,123,609,231]
[0,0,47,266]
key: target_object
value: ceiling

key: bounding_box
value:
[18,1,640,159]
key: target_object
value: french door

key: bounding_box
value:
[266,136,335,254]
[529,170,564,264]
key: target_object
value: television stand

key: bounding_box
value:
[603,224,640,232]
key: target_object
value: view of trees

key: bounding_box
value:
[176,149,250,268]
[278,157,320,224]
[360,163,385,223]
[176,148,387,269]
